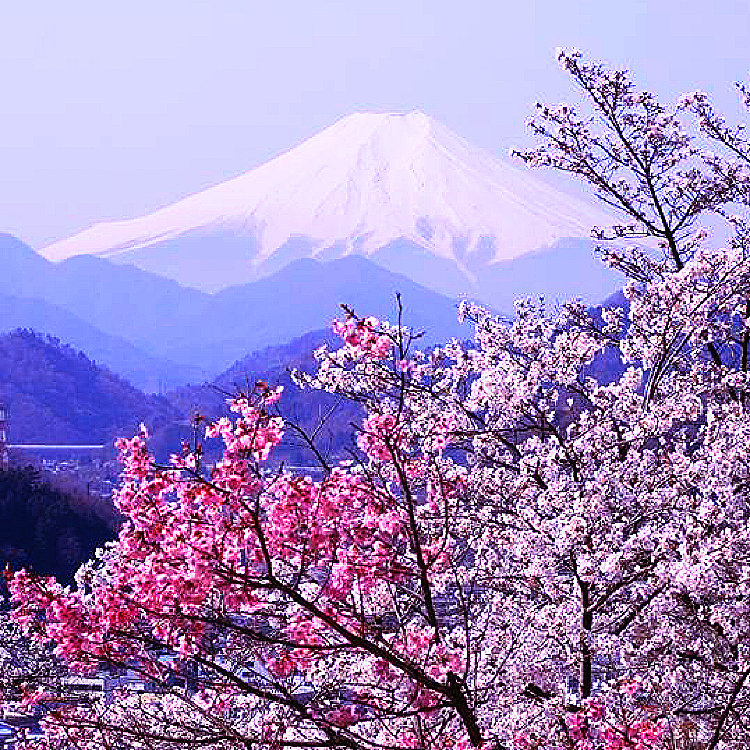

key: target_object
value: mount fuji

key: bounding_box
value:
[41,111,622,308]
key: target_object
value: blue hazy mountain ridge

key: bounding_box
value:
[1,232,52,299]
[2,232,624,392]
[98,229,625,314]
[0,234,211,390]
[76,228,624,316]
[51,254,211,348]
[0,291,206,393]
[370,236,624,312]
[1,234,470,384]
[0,234,211,353]
[177,254,470,370]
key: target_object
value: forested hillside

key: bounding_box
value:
[168,329,362,465]
[0,467,116,584]
[0,330,180,446]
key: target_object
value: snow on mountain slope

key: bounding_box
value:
[41,112,612,293]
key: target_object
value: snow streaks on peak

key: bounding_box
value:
[40,112,611,294]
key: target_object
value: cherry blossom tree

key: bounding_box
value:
[7,50,750,750]
[0,612,64,704]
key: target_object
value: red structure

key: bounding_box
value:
[0,403,7,470]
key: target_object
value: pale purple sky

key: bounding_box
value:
[2,0,748,249]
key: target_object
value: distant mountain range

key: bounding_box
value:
[40,111,624,309]
[2,112,632,397]
[4,229,626,393]
[0,234,474,390]
[0,234,209,391]
[0,290,207,394]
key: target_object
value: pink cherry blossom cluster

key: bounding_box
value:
[356,413,405,460]
[8,372,473,748]
[565,698,667,750]
[204,390,284,461]
[514,694,667,750]
[332,314,392,359]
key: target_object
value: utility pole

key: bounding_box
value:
[0,404,8,470]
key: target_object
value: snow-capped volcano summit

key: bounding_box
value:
[41,111,614,297]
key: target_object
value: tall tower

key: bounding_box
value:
[0,403,8,470]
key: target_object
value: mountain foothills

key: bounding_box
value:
[0,311,626,465]
[0,327,368,463]
[41,111,623,307]
[0,330,178,447]
[170,329,362,465]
